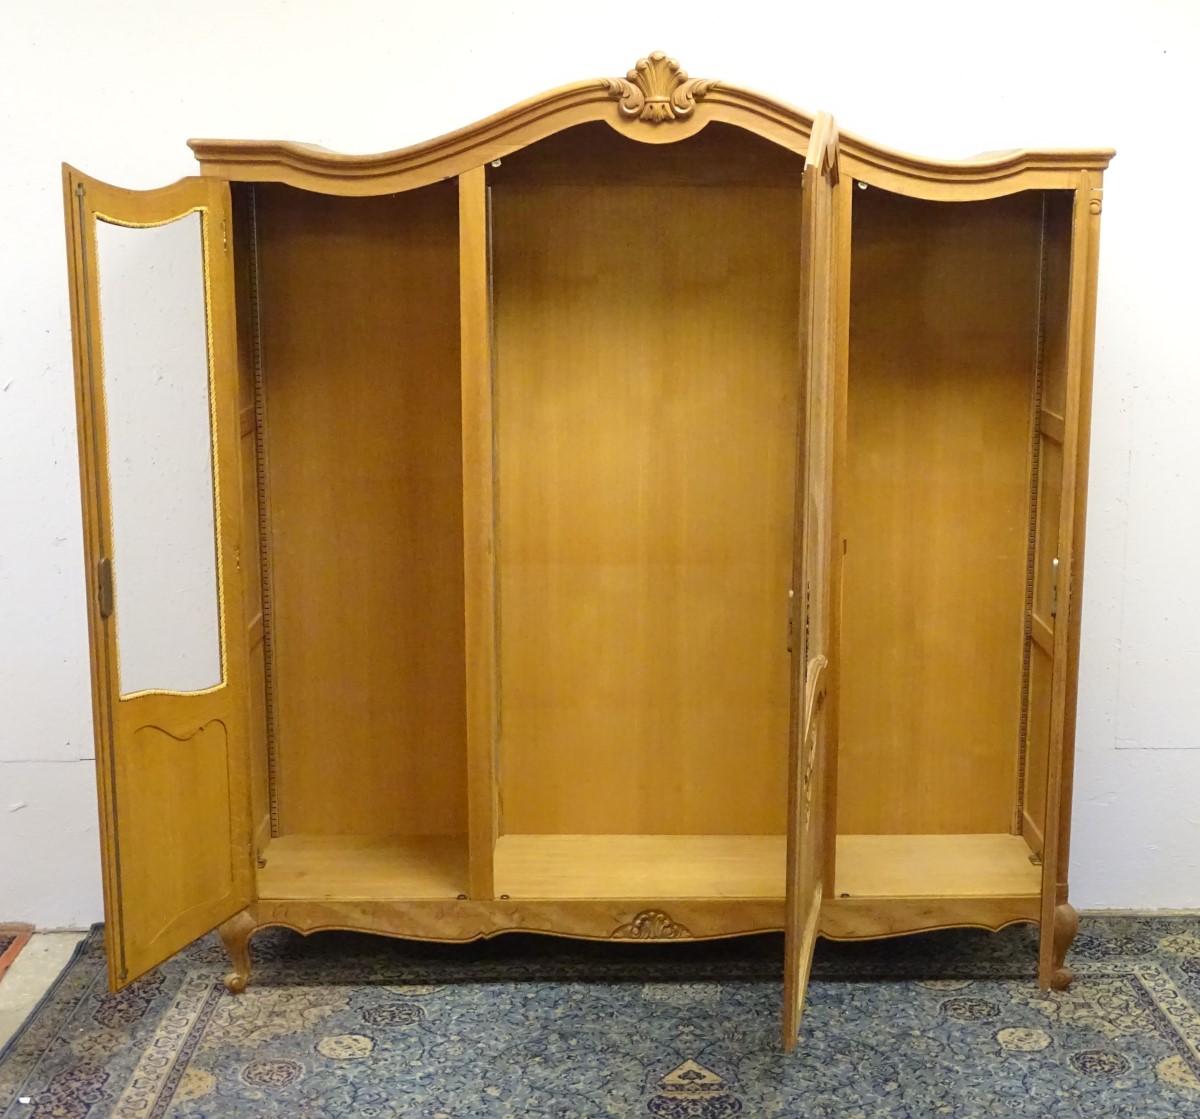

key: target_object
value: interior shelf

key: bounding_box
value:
[254,832,1040,903]
[835,834,1041,898]
[492,833,1041,901]
[493,834,785,899]
[257,835,468,900]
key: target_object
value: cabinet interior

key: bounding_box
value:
[238,181,470,898]
[838,186,1074,879]
[488,123,803,900]
[234,136,1073,905]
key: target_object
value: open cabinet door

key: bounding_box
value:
[1027,178,1102,990]
[63,167,253,989]
[782,114,839,1051]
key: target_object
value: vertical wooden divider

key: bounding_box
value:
[459,166,498,898]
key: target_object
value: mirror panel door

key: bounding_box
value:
[63,166,252,989]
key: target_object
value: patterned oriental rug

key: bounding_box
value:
[1,916,1199,1118]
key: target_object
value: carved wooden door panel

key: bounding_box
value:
[63,167,253,989]
[782,114,839,1050]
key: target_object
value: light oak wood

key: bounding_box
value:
[1024,644,1054,845]
[254,182,467,838]
[838,188,1043,835]
[257,835,468,900]
[820,895,1039,939]
[242,892,1040,943]
[62,168,253,989]
[835,834,1040,898]
[494,834,785,899]
[188,53,1112,201]
[219,892,1039,993]
[64,53,1111,1041]
[458,166,498,898]
[823,172,854,889]
[489,832,1040,903]
[219,908,255,994]
[1018,195,1073,858]
[785,117,839,1050]
[491,140,801,836]
[249,897,785,944]
[1040,408,1066,445]
[1038,175,1103,989]
[231,186,271,859]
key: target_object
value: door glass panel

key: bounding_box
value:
[95,211,223,697]
[1033,437,1063,623]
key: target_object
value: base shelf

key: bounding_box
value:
[494,834,783,899]
[835,833,1041,899]
[257,835,468,900]
[254,832,1041,904]
[493,832,1041,901]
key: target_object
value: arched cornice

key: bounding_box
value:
[189,51,1112,200]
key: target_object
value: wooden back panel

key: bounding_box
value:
[838,188,1043,835]
[255,183,467,837]
[491,135,802,835]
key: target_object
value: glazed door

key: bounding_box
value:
[1026,179,1102,989]
[782,114,839,1051]
[63,167,253,989]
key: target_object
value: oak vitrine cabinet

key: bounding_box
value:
[62,53,1111,1048]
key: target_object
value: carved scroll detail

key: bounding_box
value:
[612,909,692,939]
[802,689,826,829]
[605,52,718,123]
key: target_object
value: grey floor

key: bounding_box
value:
[0,932,86,1051]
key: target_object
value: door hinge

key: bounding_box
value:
[96,557,114,618]
[1050,557,1060,619]
[786,588,794,652]
[803,581,811,663]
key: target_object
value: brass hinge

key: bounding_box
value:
[786,588,794,652]
[1050,557,1060,619]
[96,557,114,618]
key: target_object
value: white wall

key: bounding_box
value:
[1,0,1197,926]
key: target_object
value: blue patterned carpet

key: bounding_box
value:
[2,916,1199,1117]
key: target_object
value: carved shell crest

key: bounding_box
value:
[605,52,718,124]
[612,909,692,939]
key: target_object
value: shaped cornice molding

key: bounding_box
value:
[188,52,1113,200]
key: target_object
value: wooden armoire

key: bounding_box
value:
[62,52,1111,1048]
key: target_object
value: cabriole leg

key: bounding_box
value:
[218,909,256,994]
[1049,902,1079,991]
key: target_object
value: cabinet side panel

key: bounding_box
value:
[839,189,1041,834]
[257,183,467,837]
[492,179,800,835]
